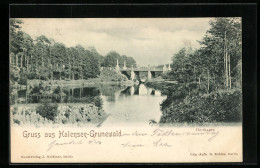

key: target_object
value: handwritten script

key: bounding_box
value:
[151,128,219,142]
[47,140,83,151]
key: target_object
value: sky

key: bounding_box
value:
[20,18,212,66]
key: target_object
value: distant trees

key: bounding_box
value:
[103,51,137,68]
[123,55,137,68]
[9,18,137,83]
[103,51,120,68]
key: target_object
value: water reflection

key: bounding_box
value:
[11,84,166,125]
[12,84,162,103]
[101,84,166,126]
[120,84,161,97]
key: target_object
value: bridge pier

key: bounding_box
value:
[163,64,167,73]
[168,63,172,71]
[115,59,120,71]
[130,65,135,80]
[131,71,135,80]
[147,70,152,81]
[123,61,127,70]
[118,62,166,81]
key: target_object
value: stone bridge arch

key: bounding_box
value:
[113,59,171,82]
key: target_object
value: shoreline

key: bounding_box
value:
[11,79,138,90]
[13,78,168,90]
[28,79,137,86]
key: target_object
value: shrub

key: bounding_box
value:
[160,72,168,79]
[160,90,242,123]
[19,75,27,85]
[13,119,21,125]
[36,100,58,121]
[10,67,20,82]
[53,86,63,95]
[64,111,70,118]
[26,72,37,79]
[93,96,103,109]
[29,85,41,95]
[36,66,51,80]
[100,68,128,81]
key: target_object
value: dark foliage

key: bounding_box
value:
[13,119,21,125]
[18,75,27,85]
[160,90,242,123]
[36,100,58,121]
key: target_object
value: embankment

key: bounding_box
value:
[159,89,242,124]
[145,80,242,124]
[25,68,137,88]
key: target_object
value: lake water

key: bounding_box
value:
[13,84,166,126]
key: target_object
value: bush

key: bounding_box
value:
[36,100,58,121]
[26,72,37,79]
[13,119,21,125]
[93,96,103,109]
[53,86,63,95]
[160,72,169,79]
[36,66,51,80]
[10,67,20,82]
[100,68,128,81]
[160,90,242,123]
[12,106,18,115]
[30,85,40,95]
[19,75,27,85]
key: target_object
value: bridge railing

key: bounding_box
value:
[100,66,164,71]
[120,67,164,71]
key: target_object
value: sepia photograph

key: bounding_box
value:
[9,17,243,163]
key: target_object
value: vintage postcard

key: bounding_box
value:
[10,18,242,163]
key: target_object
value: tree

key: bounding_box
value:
[75,45,85,80]
[20,33,34,70]
[89,46,105,67]
[103,51,121,67]
[51,42,66,80]
[201,18,242,89]
[165,18,242,96]
[125,56,137,68]
[35,35,51,66]
[103,52,137,68]
[10,19,23,54]
[10,19,136,82]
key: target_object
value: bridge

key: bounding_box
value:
[112,59,171,82]
[120,67,164,72]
